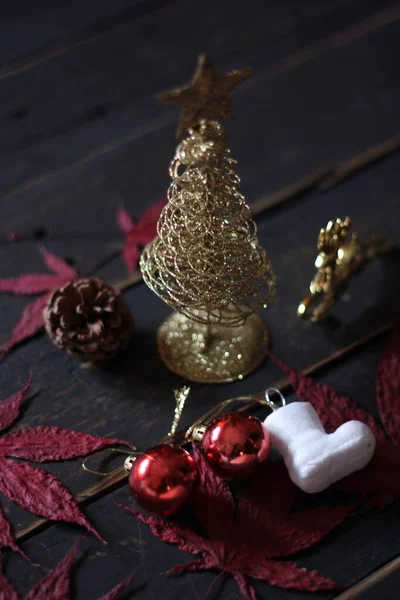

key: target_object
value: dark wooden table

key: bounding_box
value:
[0,0,400,598]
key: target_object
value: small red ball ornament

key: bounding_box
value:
[129,444,199,516]
[201,413,271,480]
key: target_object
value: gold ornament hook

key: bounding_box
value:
[185,387,284,441]
[82,385,288,478]
[82,388,192,476]
[82,447,138,477]
[167,386,191,438]
[297,217,394,322]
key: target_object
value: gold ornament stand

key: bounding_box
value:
[157,311,268,384]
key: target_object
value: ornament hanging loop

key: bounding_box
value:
[83,387,191,476]
[264,388,286,412]
[186,388,287,442]
[190,424,207,442]
[124,454,136,473]
[167,386,191,438]
[82,447,138,477]
[185,394,256,442]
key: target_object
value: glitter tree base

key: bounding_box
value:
[157,311,268,383]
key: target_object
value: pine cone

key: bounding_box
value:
[44,277,133,362]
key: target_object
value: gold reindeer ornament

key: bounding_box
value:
[298,217,393,322]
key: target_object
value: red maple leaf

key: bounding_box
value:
[117,199,167,272]
[124,322,400,598]
[124,448,352,599]
[0,376,133,560]
[0,247,77,355]
[269,321,400,510]
[0,539,135,599]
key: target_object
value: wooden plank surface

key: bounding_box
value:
[340,561,400,599]
[0,149,398,546]
[12,321,392,547]
[1,7,400,236]
[0,0,397,159]
[4,337,400,600]
[0,0,400,598]
[0,1,159,65]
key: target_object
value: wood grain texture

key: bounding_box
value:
[0,0,172,72]
[341,562,400,600]
[0,148,398,542]
[12,320,392,546]
[0,80,399,547]
[4,336,400,600]
[337,556,400,599]
[114,132,400,294]
[1,127,397,358]
[1,10,400,240]
[0,0,400,597]
[0,0,397,160]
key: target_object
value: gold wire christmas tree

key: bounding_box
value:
[140,55,275,383]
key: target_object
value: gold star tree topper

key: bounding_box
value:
[158,54,252,137]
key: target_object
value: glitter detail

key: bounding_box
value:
[157,311,268,383]
[140,117,275,383]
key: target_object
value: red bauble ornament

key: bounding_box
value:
[129,444,199,516]
[201,413,271,480]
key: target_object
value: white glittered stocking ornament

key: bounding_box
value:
[263,390,376,493]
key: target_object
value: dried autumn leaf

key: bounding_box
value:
[1,296,51,356]
[0,426,128,462]
[334,440,400,509]
[39,247,76,280]
[241,460,296,518]
[269,352,385,441]
[376,321,400,444]
[126,448,345,599]
[0,374,32,432]
[0,377,133,558]
[24,539,80,600]
[0,540,135,599]
[0,561,20,600]
[97,574,135,600]
[116,206,135,234]
[0,247,77,355]
[0,459,102,541]
[0,506,30,563]
[117,199,167,272]
[126,325,400,598]
[237,465,357,559]
[234,559,340,595]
